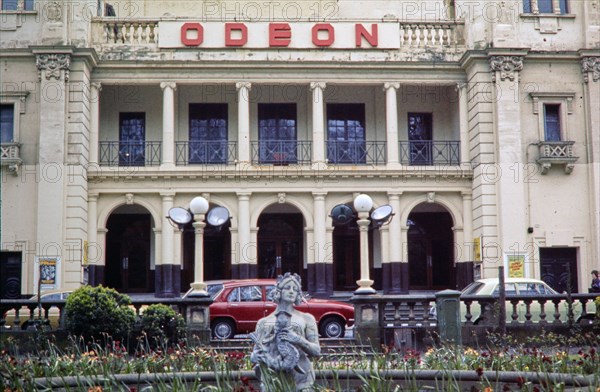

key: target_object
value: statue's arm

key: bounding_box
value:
[298,314,321,357]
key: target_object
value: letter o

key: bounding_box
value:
[181,23,204,46]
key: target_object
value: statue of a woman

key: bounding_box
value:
[250,273,321,391]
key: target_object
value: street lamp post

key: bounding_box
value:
[189,196,210,296]
[353,194,376,295]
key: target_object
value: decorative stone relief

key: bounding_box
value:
[581,57,600,83]
[427,192,436,203]
[277,193,286,204]
[36,54,71,81]
[125,193,134,205]
[488,55,524,82]
[45,2,63,22]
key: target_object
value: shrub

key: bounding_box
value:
[65,285,136,340]
[139,304,186,347]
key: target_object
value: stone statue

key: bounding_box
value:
[250,273,321,391]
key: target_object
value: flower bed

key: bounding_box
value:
[1,332,598,391]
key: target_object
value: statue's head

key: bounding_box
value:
[271,272,303,306]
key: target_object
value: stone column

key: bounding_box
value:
[89,82,101,165]
[236,82,252,163]
[310,192,331,297]
[457,82,470,165]
[87,193,103,286]
[160,82,176,169]
[236,192,252,278]
[456,191,474,290]
[385,192,406,293]
[489,53,528,260]
[384,83,400,167]
[310,82,326,164]
[581,55,600,276]
[157,192,179,297]
[34,51,71,285]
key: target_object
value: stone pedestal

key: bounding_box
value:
[184,296,213,344]
[350,294,381,349]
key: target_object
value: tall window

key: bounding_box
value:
[258,103,297,164]
[189,103,228,164]
[523,0,568,14]
[0,104,14,143]
[544,104,561,141]
[119,112,145,166]
[408,112,433,165]
[326,104,366,164]
[1,0,34,10]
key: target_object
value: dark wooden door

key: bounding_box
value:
[408,211,454,290]
[257,214,304,283]
[540,247,578,293]
[106,214,152,293]
[0,252,22,299]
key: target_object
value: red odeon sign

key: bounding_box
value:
[159,22,400,49]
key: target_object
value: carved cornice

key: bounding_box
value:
[36,53,71,81]
[488,55,524,82]
[581,56,600,83]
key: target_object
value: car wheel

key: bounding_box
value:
[319,317,345,338]
[211,319,235,339]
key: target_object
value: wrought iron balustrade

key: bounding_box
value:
[326,140,386,165]
[99,141,162,166]
[251,140,312,165]
[176,141,237,165]
[399,140,460,166]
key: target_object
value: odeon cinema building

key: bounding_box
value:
[1,0,599,299]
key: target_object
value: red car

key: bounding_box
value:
[185,279,354,339]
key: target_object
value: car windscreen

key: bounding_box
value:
[207,284,224,299]
[462,282,485,295]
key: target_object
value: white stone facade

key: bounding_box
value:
[1,0,598,297]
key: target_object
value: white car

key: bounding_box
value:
[431,278,596,325]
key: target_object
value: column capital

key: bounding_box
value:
[387,191,403,199]
[383,82,400,91]
[236,191,252,199]
[160,81,177,91]
[310,82,327,91]
[455,82,467,91]
[36,53,71,82]
[488,55,524,82]
[236,81,252,91]
[91,82,102,91]
[460,190,473,198]
[160,191,176,199]
[88,192,99,201]
[312,191,327,200]
[581,56,600,83]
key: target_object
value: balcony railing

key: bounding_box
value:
[399,140,460,166]
[326,140,386,165]
[251,140,312,165]
[536,141,578,174]
[399,22,464,47]
[93,18,159,45]
[0,142,22,175]
[99,141,162,166]
[176,141,237,165]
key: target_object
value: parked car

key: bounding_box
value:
[2,290,72,330]
[430,278,595,325]
[184,279,355,339]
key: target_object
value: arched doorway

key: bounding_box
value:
[105,204,154,293]
[257,204,304,285]
[182,204,232,288]
[407,203,455,290]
